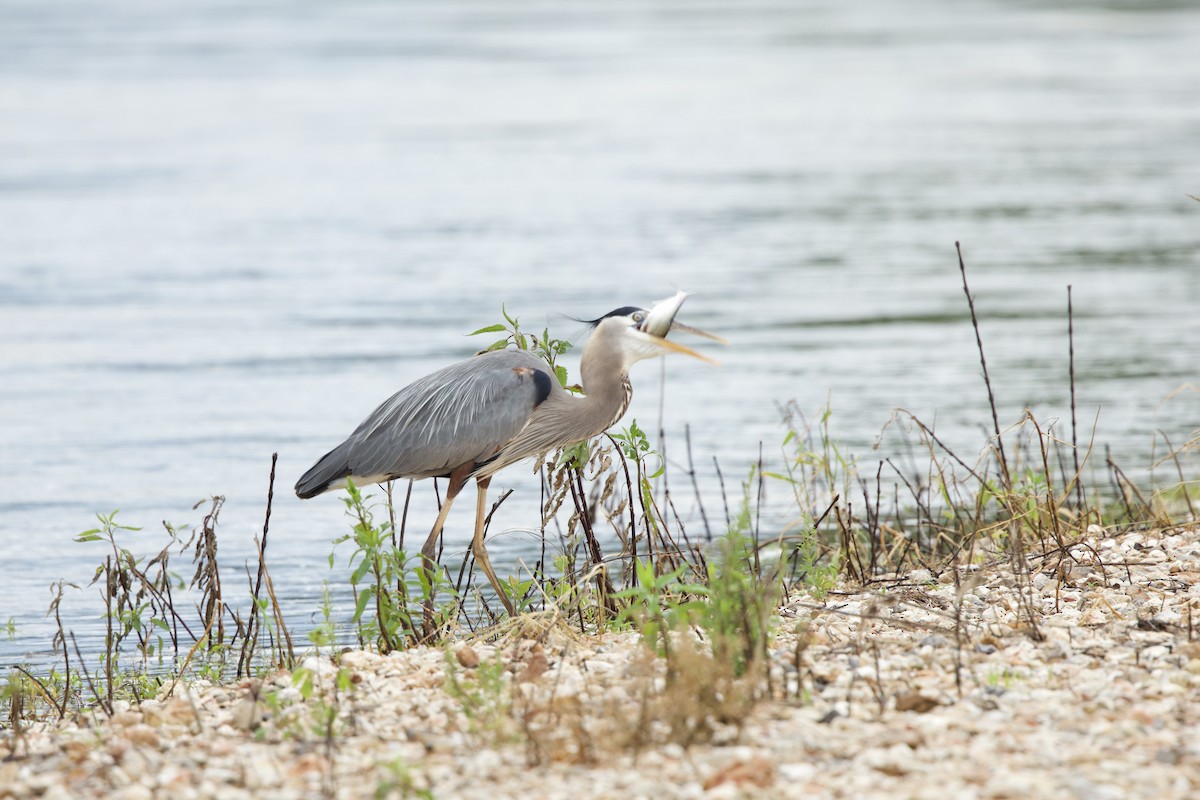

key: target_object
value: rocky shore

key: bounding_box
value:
[3,525,1198,799]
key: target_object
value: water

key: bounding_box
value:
[2,0,1198,668]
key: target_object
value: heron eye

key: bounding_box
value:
[632,312,645,323]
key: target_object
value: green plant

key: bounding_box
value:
[614,538,773,749]
[74,511,175,710]
[469,305,574,389]
[1,668,36,748]
[260,660,355,745]
[701,525,776,679]
[503,574,538,614]
[610,420,667,526]
[333,481,456,650]
[984,666,1021,690]
[375,757,433,800]
[309,582,338,650]
[788,527,840,600]
[614,561,707,662]
[616,527,777,678]
[443,652,515,742]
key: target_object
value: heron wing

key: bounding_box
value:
[343,349,555,481]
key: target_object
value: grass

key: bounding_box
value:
[1,455,294,733]
[2,246,1197,767]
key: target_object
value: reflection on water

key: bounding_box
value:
[2,0,1198,667]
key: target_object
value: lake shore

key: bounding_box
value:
[3,523,1198,800]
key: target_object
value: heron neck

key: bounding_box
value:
[475,332,635,477]
[578,333,633,433]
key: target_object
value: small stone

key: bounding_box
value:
[1042,641,1071,661]
[703,756,776,790]
[110,710,142,728]
[1136,617,1172,632]
[859,743,912,776]
[661,743,686,760]
[274,686,302,705]
[778,762,816,782]
[42,786,73,800]
[232,699,260,732]
[107,738,128,762]
[516,647,549,684]
[338,649,375,669]
[62,739,91,760]
[125,724,160,748]
[144,697,196,728]
[242,756,282,790]
[208,738,235,758]
[110,786,153,800]
[289,751,328,778]
[895,691,940,713]
[473,748,505,774]
[455,645,481,669]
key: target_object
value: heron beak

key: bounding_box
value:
[647,332,721,365]
[668,319,729,345]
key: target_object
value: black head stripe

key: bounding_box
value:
[576,306,644,327]
[602,306,643,319]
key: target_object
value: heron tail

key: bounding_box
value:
[295,443,353,499]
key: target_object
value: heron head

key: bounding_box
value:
[588,291,725,368]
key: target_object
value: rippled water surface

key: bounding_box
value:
[2,0,1198,666]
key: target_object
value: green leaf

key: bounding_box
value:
[468,323,507,336]
[293,667,314,700]
[352,587,372,623]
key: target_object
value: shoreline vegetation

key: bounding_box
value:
[3,250,1198,798]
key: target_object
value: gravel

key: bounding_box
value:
[3,525,1198,799]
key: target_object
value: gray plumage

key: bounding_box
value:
[295,349,560,498]
[294,301,720,616]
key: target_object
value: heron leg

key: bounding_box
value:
[419,463,473,565]
[419,463,472,636]
[471,476,515,616]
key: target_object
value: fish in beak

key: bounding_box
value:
[639,290,727,363]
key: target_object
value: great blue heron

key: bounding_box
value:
[295,292,721,614]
